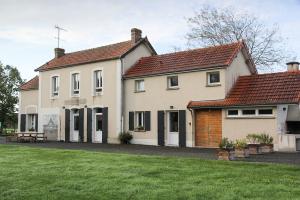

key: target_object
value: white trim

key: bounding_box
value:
[130,138,157,146]
[70,71,80,98]
[18,92,22,132]
[226,107,275,118]
[38,74,41,132]
[167,75,179,89]
[91,67,104,96]
[50,74,60,99]
[207,71,221,86]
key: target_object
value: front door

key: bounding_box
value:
[94,113,103,143]
[195,109,222,147]
[71,112,79,142]
[167,111,179,146]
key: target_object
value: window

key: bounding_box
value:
[96,114,103,131]
[258,109,273,115]
[135,80,145,92]
[71,73,80,96]
[94,70,103,94]
[27,114,36,131]
[74,115,79,131]
[135,111,144,130]
[169,112,179,132]
[242,109,256,115]
[167,76,178,88]
[207,71,220,85]
[227,110,238,116]
[51,76,59,97]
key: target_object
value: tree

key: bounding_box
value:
[186,6,288,71]
[0,62,23,133]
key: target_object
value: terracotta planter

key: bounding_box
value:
[259,144,273,153]
[217,149,235,161]
[247,144,262,155]
[235,148,250,158]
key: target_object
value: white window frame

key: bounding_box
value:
[226,108,274,118]
[92,68,104,96]
[51,75,59,98]
[207,71,221,86]
[135,80,145,92]
[70,72,80,97]
[167,76,179,89]
[135,111,145,130]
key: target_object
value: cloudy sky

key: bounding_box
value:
[1,0,300,80]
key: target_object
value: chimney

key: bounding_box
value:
[286,61,300,72]
[131,28,142,44]
[54,48,65,58]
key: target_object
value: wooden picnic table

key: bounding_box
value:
[16,132,47,143]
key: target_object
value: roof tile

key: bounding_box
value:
[20,76,39,91]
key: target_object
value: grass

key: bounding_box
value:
[0,145,300,200]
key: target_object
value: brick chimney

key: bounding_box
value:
[131,28,142,44]
[54,48,65,58]
[286,61,300,72]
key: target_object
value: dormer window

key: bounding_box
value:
[51,76,59,97]
[94,70,103,95]
[207,71,220,86]
[71,73,80,96]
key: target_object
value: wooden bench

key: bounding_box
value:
[16,133,47,143]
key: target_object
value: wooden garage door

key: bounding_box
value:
[195,109,222,147]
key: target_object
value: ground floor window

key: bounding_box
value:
[226,108,274,118]
[135,111,144,130]
[27,114,36,131]
[169,111,179,132]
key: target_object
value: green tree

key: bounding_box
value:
[0,62,23,133]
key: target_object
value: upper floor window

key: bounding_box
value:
[51,76,59,97]
[135,80,145,92]
[167,76,179,89]
[207,71,220,86]
[71,73,80,96]
[94,70,103,95]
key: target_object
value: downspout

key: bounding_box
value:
[120,58,124,133]
[188,107,194,147]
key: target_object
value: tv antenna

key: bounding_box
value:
[54,25,67,48]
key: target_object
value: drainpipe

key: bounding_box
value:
[120,58,124,133]
[188,107,194,147]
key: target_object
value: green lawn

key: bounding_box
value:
[0,145,300,200]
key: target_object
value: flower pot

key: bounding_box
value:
[217,149,235,161]
[259,144,273,153]
[234,148,250,158]
[247,144,262,155]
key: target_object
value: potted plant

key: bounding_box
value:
[28,127,35,132]
[135,126,144,131]
[257,133,274,153]
[118,131,133,144]
[234,139,249,158]
[246,134,262,155]
[217,138,235,160]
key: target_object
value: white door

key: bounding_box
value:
[94,113,103,143]
[167,111,179,146]
[71,113,79,142]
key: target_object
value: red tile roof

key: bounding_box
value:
[188,71,300,108]
[124,41,256,78]
[20,76,39,91]
[36,40,135,72]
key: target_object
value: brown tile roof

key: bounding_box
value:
[188,71,300,108]
[124,41,256,78]
[36,40,136,72]
[20,76,39,91]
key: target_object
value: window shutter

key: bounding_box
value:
[157,111,165,146]
[79,108,84,142]
[87,108,92,143]
[179,110,186,147]
[65,109,70,142]
[20,114,26,132]
[102,107,108,144]
[35,114,38,132]
[129,112,134,131]
[145,111,151,131]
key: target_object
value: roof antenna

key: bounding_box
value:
[54,25,67,48]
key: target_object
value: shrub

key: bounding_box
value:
[219,138,234,150]
[234,139,248,149]
[257,133,273,145]
[246,133,260,144]
[118,132,133,144]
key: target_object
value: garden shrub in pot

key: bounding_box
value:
[246,133,262,155]
[218,138,235,160]
[118,132,133,144]
[234,139,249,158]
[257,133,274,153]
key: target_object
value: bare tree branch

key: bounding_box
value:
[186,6,289,71]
